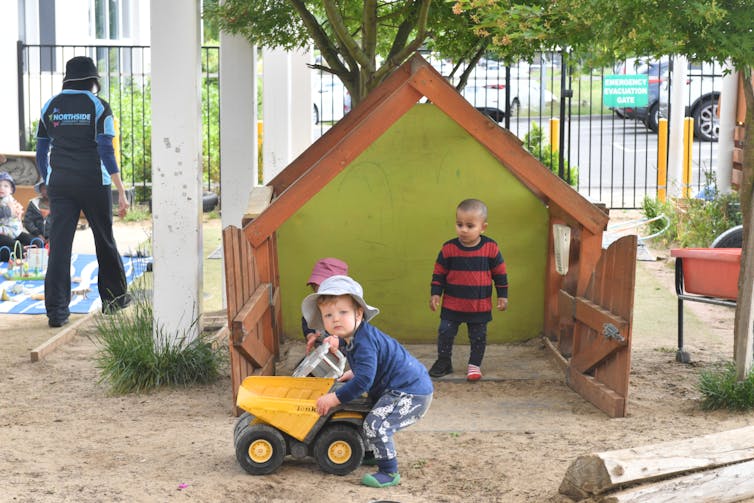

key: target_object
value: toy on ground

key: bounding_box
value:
[233,343,372,476]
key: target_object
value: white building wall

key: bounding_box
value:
[0,1,20,151]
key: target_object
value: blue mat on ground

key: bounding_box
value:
[0,254,150,315]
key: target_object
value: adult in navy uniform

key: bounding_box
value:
[35,56,131,328]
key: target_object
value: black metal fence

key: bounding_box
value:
[17,43,721,209]
[17,43,220,204]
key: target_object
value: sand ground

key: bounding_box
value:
[1,221,751,502]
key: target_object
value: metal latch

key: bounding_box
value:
[602,323,624,342]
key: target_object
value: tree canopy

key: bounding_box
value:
[205,0,555,104]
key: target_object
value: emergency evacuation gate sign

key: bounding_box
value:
[603,75,649,107]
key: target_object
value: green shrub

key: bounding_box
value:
[641,172,741,248]
[523,122,578,186]
[640,196,679,247]
[92,292,222,394]
[699,362,754,411]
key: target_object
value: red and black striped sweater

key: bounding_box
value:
[431,236,508,323]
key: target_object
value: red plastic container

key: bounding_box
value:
[670,248,741,300]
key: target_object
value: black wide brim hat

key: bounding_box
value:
[63,56,100,83]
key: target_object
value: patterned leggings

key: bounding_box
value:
[363,391,433,463]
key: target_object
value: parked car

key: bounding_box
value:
[312,76,351,124]
[611,57,669,133]
[658,61,723,142]
[461,80,558,122]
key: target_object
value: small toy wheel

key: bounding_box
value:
[233,412,255,444]
[235,424,286,475]
[313,424,364,475]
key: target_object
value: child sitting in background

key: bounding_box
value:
[0,172,31,262]
[23,180,52,244]
[301,257,349,353]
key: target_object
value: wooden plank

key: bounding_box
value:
[597,460,754,503]
[733,146,744,164]
[541,335,569,372]
[242,185,273,226]
[566,367,625,418]
[410,65,609,236]
[30,315,93,362]
[222,226,241,321]
[735,125,746,142]
[245,82,423,248]
[234,325,272,368]
[231,283,272,339]
[559,425,754,500]
[570,297,628,373]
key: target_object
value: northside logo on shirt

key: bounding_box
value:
[48,107,91,127]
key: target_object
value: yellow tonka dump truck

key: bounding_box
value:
[233,344,372,476]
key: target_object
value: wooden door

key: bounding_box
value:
[558,235,637,417]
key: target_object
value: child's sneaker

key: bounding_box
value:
[467,364,482,381]
[362,471,401,488]
[428,358,453,378]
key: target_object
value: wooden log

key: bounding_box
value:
[594,459,754,503]
[30,315,92,362]
[560,425,754,500]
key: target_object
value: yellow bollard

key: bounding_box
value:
[682,117,694,198]
[657,118,668,202]
[549,118,560,154]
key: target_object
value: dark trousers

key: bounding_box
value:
[45,185,126,321]
[437,319,488,366]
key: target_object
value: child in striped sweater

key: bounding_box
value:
[429,198,508,381]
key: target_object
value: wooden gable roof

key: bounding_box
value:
[245,54,608,247]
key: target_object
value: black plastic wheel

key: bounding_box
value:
[313,424,365,476]
[202,191,218,213]
[233,411,255,444]
[710,225,743,249]
[235,424,286,475]
[645,101,660,133]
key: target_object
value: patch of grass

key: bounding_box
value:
[699,362,754,411]
[92,291,222,394]
[121,204,152,223]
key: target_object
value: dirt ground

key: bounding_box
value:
[1,239,752,502]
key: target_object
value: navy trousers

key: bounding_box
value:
[45,185,127,322]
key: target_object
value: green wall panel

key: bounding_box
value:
[278,104,548,344]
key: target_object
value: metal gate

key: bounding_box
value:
[17,43,721,210]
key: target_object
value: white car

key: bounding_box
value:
[312,76,351,124]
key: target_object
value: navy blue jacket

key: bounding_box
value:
[334,321,433,404]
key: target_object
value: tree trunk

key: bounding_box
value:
[735,72,754,380]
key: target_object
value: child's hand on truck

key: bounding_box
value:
[316,392,341,416]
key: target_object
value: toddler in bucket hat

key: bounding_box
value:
[301,275,379,331]
[303,275,433,489]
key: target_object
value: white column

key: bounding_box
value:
[667,55,689,199]
[290,48,313,158]
[219,34,258,227]
[150,0,203,345]
[716,65,739,194]
[261,47,292,183]
[0,1,20,151]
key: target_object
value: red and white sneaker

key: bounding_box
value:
[467,364,482,382]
